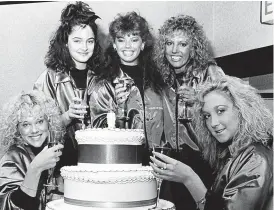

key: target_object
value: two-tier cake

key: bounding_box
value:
[46,114,175,210]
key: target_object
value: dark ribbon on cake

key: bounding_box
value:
[64,197,157,208]
[78,144,142,164]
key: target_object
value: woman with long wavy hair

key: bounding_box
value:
[150,76,273,210]
[152,14,225,210]
[34,1,103,168]
[88,11,167,157]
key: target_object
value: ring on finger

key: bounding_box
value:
[163,163,167,170]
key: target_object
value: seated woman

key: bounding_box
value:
[150,76,273,210]
[0,90,64,210]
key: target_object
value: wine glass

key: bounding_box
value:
[177,80,192,123]
[43,129,63,202]
[150,144,171,210]
[74,88,86,130]
[115,77,134,128]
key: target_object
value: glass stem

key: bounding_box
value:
[81,119,85,130]
[156,178,163,207]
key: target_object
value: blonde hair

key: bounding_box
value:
[0,90,64,151]
[193,76,273,170]
[153,14,214,87]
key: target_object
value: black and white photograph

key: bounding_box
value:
[0,1,273,210]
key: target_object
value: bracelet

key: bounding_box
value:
[196,196,206,210]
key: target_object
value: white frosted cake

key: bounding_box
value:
[47,127,175,210]
[75,128,145,169]
[63,128,156,209]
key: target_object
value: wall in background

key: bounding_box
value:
[0,1,214,107]
[0,1,273,108]
[212,1,273,57]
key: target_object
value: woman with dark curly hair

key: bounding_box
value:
[34,1,103,167]
[0,90,64,210]
[150,76,273,210]
[88,11,167,149]
[152,15,225,210]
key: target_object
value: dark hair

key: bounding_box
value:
[45,1,102,73]
[99,11,165,93]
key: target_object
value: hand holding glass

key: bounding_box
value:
[44,130,63,188]
[149,144,171,210]
[114,77,134,127]
[74,89,87,129]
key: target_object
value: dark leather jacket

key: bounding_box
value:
[34,69,96,166]
[0,144,46,210]
[205,143,273,210]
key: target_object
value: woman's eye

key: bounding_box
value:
[165,41,172,46]
[203,114,210,120]
[73,40,81,43]
[38,119,44,124]
[117,39,124,42]
[217,109,225,115]
[88,40,94,44]
[22,124,30,128]
[132,39,139,42]
[180,43,187,47]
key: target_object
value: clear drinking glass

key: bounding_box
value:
[115,77,134,128]
[177,81,192,123]
[150,144,171,209]
[74,88,86,130]
[43,129,64,202]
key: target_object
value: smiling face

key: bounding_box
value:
[113,32,145,66]
[202,91,239,144]
[67,24,95,70]
[164,30,192,74]
[18,105,49,148]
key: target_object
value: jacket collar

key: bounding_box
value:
[54,69,95,85]
[55,71,71,84]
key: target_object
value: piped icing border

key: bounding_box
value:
[75,128,145,145]
[61,166,155,184]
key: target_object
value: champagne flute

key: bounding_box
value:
[74,88,86,130]
[177,80,192,123]
[44,129,63,202]
[150,144,171,210]
[115,77,134,128]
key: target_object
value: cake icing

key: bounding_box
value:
[75,128,145,145]
[76,128,145,168]
[46,127,174,209]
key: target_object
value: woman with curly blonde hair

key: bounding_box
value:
[150,76,273,210]
[0,90,64,210]
[154,14,223,87]
[152,14,225,210]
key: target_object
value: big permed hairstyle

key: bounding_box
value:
[0,90,65,152]
[100,11,165,92]
[45,1,102,73]
[193,76,273,171]
[154,15,214,87]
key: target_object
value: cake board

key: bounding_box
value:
[46,199,175,210]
